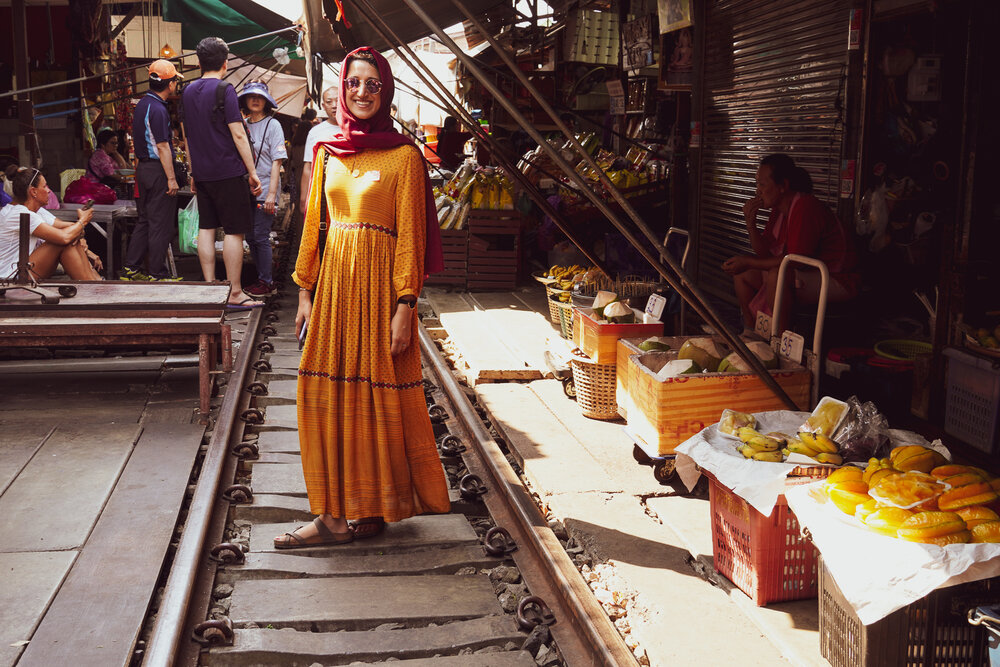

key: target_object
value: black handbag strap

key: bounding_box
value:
[317,152,329,265]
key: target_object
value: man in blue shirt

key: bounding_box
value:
[181,37,264,308]
[121,59,182,281]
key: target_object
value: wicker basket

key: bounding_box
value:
[545,285,570,325]
[553,298,574,339]
[570,352,619,420]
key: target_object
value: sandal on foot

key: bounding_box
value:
[274,517,354,549]
[349,517,386,540]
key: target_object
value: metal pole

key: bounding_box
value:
[348,0,613,276]
[142,309,261,666]
[398,0,798,409]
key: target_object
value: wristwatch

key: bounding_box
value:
[397,296,417,309]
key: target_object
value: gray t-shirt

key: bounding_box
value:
[246,115,288,202]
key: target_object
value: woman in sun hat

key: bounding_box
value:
[238,80,286,297]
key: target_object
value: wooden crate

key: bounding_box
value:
[626,336,811,456]
[466,210,522,291]
[572,307,664,364]
[425,229,468,288]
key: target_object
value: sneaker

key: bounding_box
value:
[152,275,184,282]
[243,279,276,297]
[120,266,153,281]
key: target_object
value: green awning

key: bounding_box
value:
[161,0,298,57]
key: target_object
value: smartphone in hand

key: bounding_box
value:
[82,199,95,211]
[298,321,308,351]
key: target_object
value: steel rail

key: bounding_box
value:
[348,0,612,275]
[143,309,262,667]
[418,323,637,666]
[397,0,797,410]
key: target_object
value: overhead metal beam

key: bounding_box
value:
[110,4,140,40]
[403,0,798,409]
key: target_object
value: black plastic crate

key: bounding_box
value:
[819,557,995,667]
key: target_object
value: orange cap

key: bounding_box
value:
[148,59,183,82]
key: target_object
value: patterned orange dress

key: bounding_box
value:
[292,144,450,522]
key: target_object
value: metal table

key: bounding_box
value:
[52,202,137,279]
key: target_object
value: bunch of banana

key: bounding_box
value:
[781,431,843,465]
[546,264,586,281]
[736,427,785,463]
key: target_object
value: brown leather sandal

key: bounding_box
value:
[274,517,355,549]
[349,517,386,540]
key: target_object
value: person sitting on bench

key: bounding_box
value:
[722,153,858,335]
[0,167,102,281]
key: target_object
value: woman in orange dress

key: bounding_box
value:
[275,47,449,548]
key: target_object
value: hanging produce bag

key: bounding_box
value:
[177,197,199,254]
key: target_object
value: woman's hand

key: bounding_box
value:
[87,250,103,272]
[263,194,276,216]
[743,196,763,224]
[390,303,413,356]
[295,290,312,340]
[722,254,751,275]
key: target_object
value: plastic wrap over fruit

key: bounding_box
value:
[869,471,950,510]
[833,396,891,463]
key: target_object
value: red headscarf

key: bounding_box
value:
[313,46,444,275]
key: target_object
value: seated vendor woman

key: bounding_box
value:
[86,129,129,188]
[0,168,102,280]
[722,153,858,335]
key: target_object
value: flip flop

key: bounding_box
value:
[226,296,265,311]
[274,517,355,549]
[349,517,386,540]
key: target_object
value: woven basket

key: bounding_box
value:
[556,300,574,339]
[570,353,619,420]
[545,286,570,325]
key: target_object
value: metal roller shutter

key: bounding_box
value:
[696,0,852,301]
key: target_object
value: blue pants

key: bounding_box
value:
[248,204,274,283]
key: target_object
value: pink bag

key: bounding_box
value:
[64,177,116,205]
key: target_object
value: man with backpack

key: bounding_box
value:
[181,37,263,308]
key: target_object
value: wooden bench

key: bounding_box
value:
[0,282,232,419]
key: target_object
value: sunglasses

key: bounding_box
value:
[344,77,383,95]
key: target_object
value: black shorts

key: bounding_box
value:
[195,174,254,235]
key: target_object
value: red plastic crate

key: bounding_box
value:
[708,476,819,606]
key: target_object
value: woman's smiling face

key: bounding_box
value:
[344,60,382,121]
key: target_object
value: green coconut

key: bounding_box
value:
[677,337,726,372]
[603,301,636,324]
[654,358,702,381]
[592,291,618,319]
[717,341,779,373]
[638,336,672,352]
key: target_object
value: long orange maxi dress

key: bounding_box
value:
[292,144,450,521]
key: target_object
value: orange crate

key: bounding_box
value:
[572,307,663,364]
[709,476,819,606]
[626,336,810,455]
[615,338,645,419]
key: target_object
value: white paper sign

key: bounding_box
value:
[755,310,771,340]
[779,330,805,364]
[645,292,666,321]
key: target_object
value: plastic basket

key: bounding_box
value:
[569,353,618,420]
[943,347,1000,454]
[819,557,995,667]
[545,285,570,325]
[708,477,819,606]
[874,339,933,361]
[556,299,574,339]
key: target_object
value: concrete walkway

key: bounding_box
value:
[426,287,827,666]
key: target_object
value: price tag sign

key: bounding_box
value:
[754,311,772,340]
[645,293,666,321]
[779,330,805,364]
[610,95,625,115]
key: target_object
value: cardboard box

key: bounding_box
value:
[572,307,663,364]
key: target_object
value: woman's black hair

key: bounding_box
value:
[760,153,813,194]
[96,129,117,148]
[442,116,458,132]
[345,50,378,71]
[11,167,42,201]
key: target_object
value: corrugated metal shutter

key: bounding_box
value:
[696,0,852,300]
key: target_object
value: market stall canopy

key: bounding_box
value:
[161,0,303,74]
[307,0,514,61]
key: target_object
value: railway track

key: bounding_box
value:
[137,271,637,666]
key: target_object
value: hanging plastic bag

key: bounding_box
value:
[177,197,199,254]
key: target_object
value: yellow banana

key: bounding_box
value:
[798,431,839,454]
[752,450,785,463]
[738,444,756,459]
[786,438,820,457]
[736,426,763,443]
[815,452,844,465]
[745,435,782,452]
